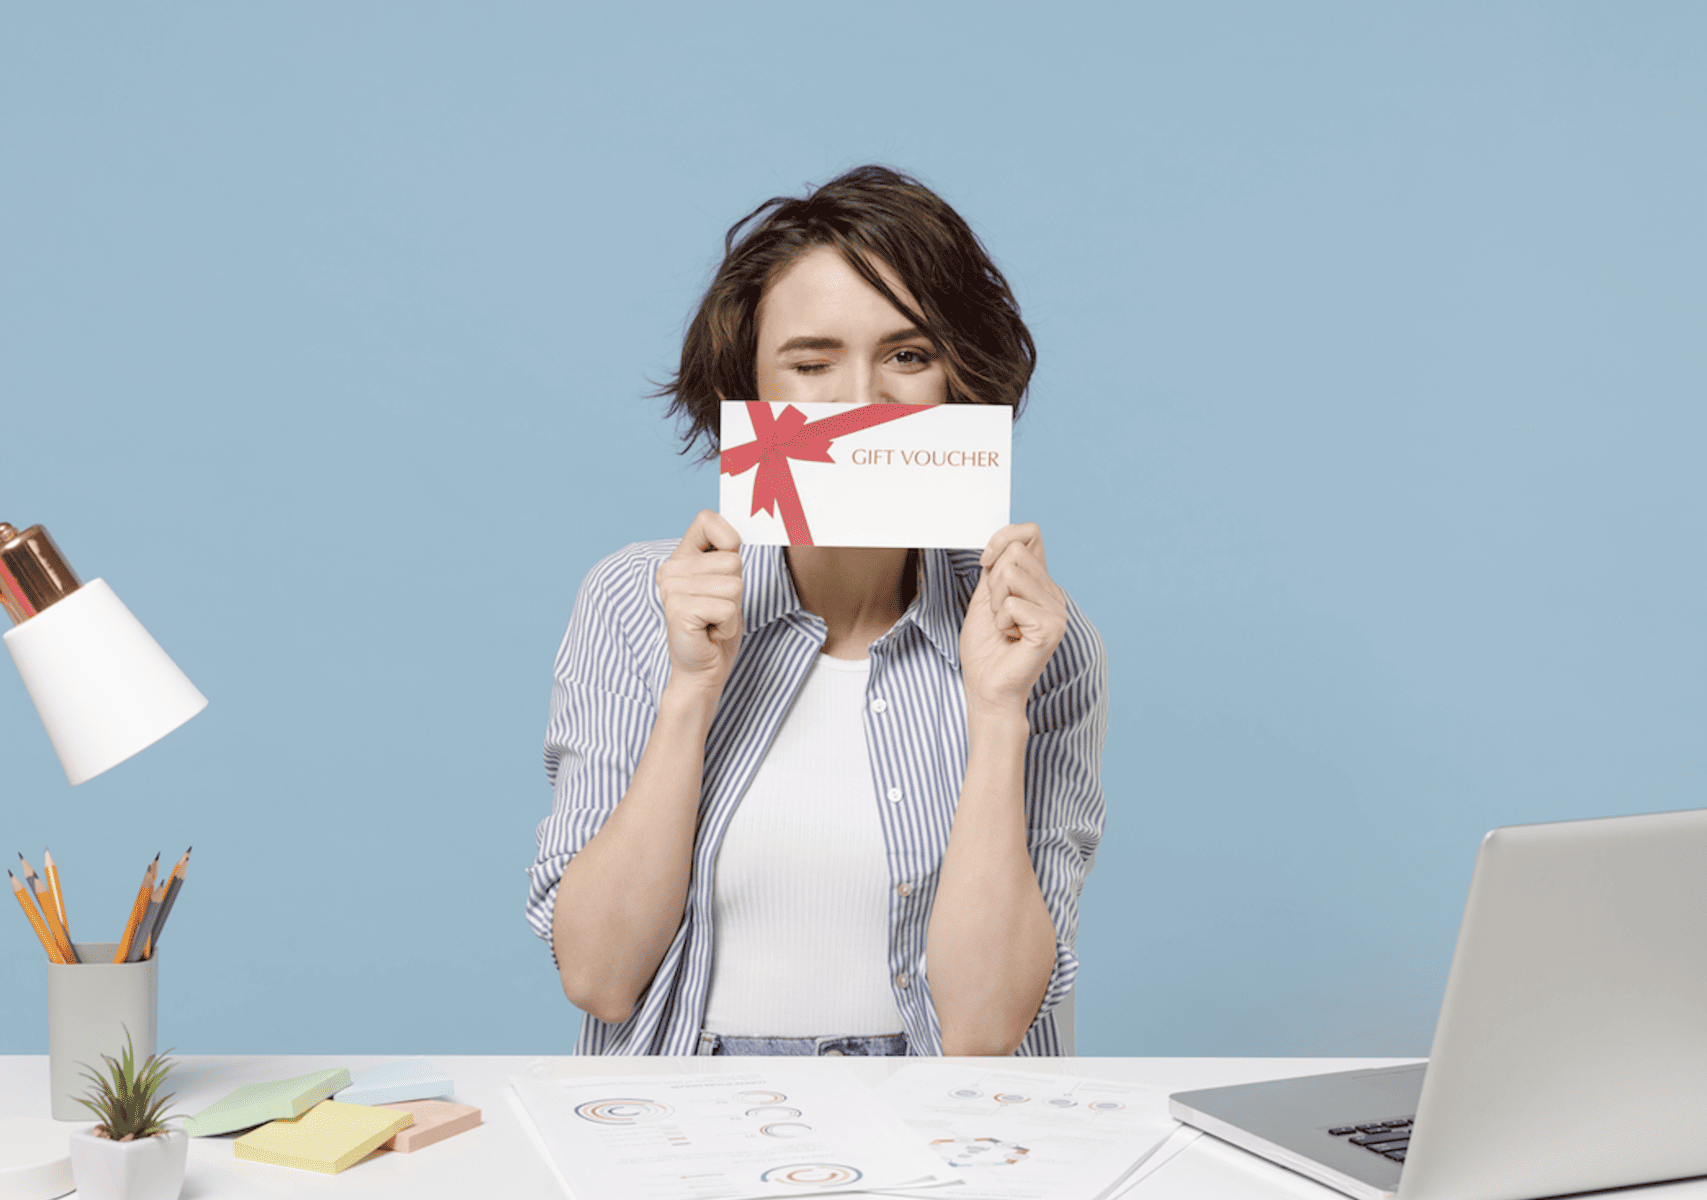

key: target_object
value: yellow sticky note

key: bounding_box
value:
[234,1100,412,1174]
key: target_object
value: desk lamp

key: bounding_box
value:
[1,521,206,785]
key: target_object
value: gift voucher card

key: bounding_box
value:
[718,401,1011,548]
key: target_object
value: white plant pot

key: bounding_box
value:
[68,1128,186,1200]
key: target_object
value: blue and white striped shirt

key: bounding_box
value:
[526,540,1107,1055]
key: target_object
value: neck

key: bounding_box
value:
[785,546,917,660]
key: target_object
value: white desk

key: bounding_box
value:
[6,1055,1706,1198]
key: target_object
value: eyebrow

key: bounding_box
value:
[774,328,934,354]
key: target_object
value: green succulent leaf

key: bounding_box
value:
[73,1025,182,1139]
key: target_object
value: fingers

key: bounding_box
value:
[980,522,1044,572]
[978,523,1062,634]
[673,509,742,558]
[662,576,743,637]
[961,524,1069,710]
[993,592,1065,648]
[958,571,1069,713]
[658,553,742,629]
[684,604,743,651]
[657,546,742,604]
[658,511,746,682]
[661,511,743,626]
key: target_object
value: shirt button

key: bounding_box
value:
[895,972,911,989]
[871,697,889,714]
[886,786,903,803]
[896,881,913,897]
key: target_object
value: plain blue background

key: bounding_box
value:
[3,3,1704,1056]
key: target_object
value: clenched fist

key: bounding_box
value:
[655,510,745,698]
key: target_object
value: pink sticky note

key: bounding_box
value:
[376,1100,481,1152]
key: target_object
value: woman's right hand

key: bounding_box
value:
[557,512,742,1023]
[655,510,745,698]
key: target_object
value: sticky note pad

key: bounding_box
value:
[376,1100,481,1152]
[184,1067,351,1136]
[333,1059,454,1106]
[235,1101,412,1174]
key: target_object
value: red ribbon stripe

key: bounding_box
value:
[719,402,931,546]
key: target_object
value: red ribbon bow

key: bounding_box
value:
[720,402,929,545]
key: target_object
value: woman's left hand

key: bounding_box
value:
[959,522,1068,719]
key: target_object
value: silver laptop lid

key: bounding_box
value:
[1401,807,1707,1200]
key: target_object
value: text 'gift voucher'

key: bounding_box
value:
[718,401,1011,548]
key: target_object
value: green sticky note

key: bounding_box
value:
[183,1068,351,1136]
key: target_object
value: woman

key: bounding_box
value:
[526,166,1106,1056]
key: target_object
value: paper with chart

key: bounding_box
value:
[872,1065,1176,1200]
[508,1071,963,1200]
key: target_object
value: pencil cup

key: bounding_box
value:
[47,942,158,1120]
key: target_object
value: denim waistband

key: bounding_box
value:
[696,1031,908,1057]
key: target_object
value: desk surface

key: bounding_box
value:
[6,1055,1705,1199]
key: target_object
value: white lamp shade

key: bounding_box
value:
[4,578,207,785]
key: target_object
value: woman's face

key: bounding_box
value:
[754,246,950,406]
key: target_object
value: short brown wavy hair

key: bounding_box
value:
[660,165,1036,461]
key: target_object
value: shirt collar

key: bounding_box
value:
[739,544,970,669]
[903,547,971,668]
[739,543,807,637]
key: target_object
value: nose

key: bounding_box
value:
[847,362,887,406]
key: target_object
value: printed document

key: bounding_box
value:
[509,1070,962,1200]
[873,1064,1176,1200]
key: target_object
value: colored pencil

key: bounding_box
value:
[113,854,159,964]
[42,849,78,963]
[10,870,66,964]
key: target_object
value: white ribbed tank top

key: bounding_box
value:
[701,653,904,1037]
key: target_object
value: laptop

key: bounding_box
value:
[1169,807,1707,1200]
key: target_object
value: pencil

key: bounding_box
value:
[42,849,78,963]
[143,847,190,960]
[126,879,167,964]
[10,870,66,964]
[113,854,159,964]
[18,853,75,965]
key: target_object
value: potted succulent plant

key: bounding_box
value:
[68,1028,187,1200]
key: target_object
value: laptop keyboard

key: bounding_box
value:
[1328,1116,1415,1162]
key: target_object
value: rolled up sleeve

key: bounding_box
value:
[1018,596,1108,1049]
[524,544,671,963]
[902,591,1108,1057]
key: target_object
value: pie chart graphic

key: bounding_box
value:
[760,1163,863,1187]
[574,1098,673,1124]
[738,1090,788,1105]
[746,1106,803,1120]
[760,1122,814,1138]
